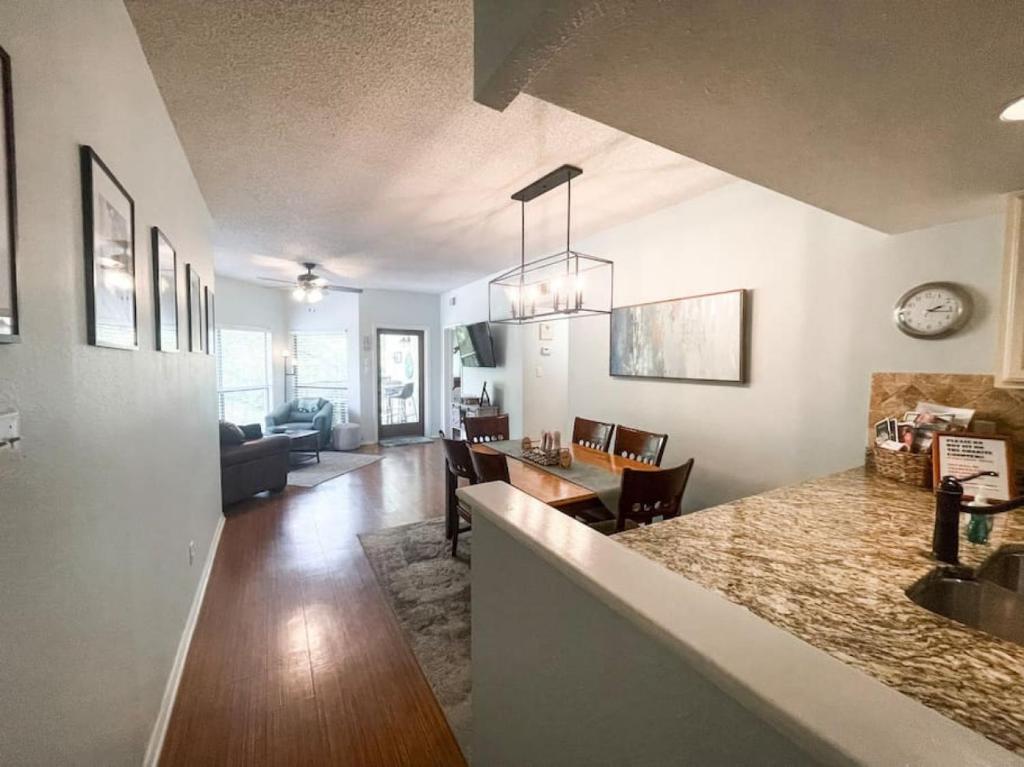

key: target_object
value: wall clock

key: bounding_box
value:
[893,281,972,339]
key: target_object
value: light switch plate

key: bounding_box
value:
[535,365,544,378]
[0,410,19,445]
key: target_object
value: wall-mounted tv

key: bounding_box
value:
[455,322,496,367]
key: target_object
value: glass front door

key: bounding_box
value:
[377,329,425,439]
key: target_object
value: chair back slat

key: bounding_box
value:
[616,460,694,532]
[464,414,509,444]
[571,416,614,452]
[613,425,668,466]
[469,449,511,484]
[439,432,476,481]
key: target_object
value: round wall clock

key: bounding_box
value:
[893,281,972,339]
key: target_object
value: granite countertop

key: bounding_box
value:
[615,467,1024,757]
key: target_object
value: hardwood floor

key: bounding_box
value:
[160,443,467,766]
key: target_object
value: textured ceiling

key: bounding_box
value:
[476,0,1024,234]
[124,0,731,293]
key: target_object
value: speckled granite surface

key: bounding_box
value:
[615,468,1024,756]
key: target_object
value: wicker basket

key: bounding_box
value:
[865,446,933,489]
[521,447,562,466]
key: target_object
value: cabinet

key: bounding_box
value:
[997,193,1024,387]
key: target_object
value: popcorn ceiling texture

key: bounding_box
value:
[124,0,731,293]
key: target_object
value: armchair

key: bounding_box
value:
[266,397,334,448]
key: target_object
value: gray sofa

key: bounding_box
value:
[266,397,333,448]
[220,423,290,506]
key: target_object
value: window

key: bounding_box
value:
[216,327,272,425]
[291,331,349,424]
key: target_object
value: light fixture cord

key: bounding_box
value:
[520,199,525,316]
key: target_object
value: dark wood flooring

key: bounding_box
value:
[160,443,467,766]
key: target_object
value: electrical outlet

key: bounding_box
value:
[188,540,196,566]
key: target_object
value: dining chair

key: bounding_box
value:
[464,414,509,444]
[468,448,511,484]
[439,431,477,557]
[588,459,694,535]
[571,416,614,452]
[612,425,669,466]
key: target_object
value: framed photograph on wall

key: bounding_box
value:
[610,289,748,383]
[0,46,18,342]
[81,145,137,350]
[151,227,179,352]
[205,286,215,355]
[187,264,204,352]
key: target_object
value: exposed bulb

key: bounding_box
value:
[292,287,305,301]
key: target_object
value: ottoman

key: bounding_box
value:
[331,422,361,451]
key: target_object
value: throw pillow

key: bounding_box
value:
[296,398,320,414]
[219,421,246,446]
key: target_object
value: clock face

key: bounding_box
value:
[894,282,971,339]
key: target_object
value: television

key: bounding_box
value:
[455,322,496,367]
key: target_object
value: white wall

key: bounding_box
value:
[568,182,1003,510]
[0,2,220,764]
[522,319,569,438]
[288,289,362,427]
[216,277,290,406]
[360,289,442,442]
[441,275,524,437]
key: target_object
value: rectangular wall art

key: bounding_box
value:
[81,145,137,350]
[610,289,748,383]
[0,45,18,342]
[187,264,203,352]
[151,227,179,352]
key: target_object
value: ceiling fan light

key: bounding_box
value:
[292,287,306,301]
[306,289,324,303]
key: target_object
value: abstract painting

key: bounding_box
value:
[610,289,747,382]
[81,145,137,350]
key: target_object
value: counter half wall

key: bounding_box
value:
[460,481,1021,766]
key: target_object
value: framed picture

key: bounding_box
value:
[204,286,215,355]
[151,227,179,352]
[81,145,137,350]
[610,289,748,383]
[187,264,204,352]
[0,46,18,342]
[933,432,1016,501]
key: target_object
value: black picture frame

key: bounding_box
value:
[81,145,137,350]
[204,286,215,355]
[151,227,179,352]
[0,45,19,343]
[187,264,204,352]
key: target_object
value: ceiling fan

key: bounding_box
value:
[259,262,362,303]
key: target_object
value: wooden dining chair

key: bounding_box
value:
[572,416,614,452]
[464,414,509,444]
[439,431,477,557]
[612,425,669,466]
[588,459,694,535]
[468,448,511,484]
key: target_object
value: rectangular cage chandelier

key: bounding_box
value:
[489,165,613,324]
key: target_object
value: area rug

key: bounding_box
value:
[358,519,472,761]
[378,436,437,447]
[286,451,382,487]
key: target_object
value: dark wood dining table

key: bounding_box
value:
[471,442,656,515]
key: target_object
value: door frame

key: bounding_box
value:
[376,327,426,439]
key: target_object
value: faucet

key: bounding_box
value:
[933,471,1024,564]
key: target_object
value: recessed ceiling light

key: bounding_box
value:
[999,96,1024,122]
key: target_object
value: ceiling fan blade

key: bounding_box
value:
[325,285,363,294]
[258,277,297,286]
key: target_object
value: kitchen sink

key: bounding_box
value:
[906,567,1024,647]
[976,545,1024,594]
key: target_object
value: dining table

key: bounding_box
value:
[470,439,657,517]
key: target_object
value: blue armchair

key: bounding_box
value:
[266,397,334,448]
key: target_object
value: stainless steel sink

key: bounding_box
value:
[976,545,1024,594]
[906,567,1024,647]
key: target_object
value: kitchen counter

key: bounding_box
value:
[615,467,1024,756]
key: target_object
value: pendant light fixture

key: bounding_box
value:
[489,165,613,324]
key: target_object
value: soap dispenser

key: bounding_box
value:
[966,496,994,544]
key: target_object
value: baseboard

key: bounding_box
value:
[143,514,225,767]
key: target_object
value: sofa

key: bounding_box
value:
[220,422,290,506]
[266,397,333,448]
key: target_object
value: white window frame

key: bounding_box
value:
[291,330,350,424]
[216,325,274,423]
